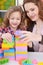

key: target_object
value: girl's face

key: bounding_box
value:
[9,11,21,29]
[24,2,39,21]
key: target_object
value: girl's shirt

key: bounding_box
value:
[0,27,15,44]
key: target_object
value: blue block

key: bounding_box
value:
[4,56,15,58]
[0,53,4,57]
[4,48,16,53]
[12,35,15,42]
[23,63,34,65]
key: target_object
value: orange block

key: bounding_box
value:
[18,58,26,65]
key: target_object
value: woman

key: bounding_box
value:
[20,0,43,52]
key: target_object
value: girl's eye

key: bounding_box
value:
[11,18,14,20]
[17,18,20,20]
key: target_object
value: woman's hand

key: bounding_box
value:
[27,42,33,48]
[19,31,32,43]
[2,33,12,42]
[19,31,42,43]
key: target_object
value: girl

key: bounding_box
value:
[0,6,25,45]
[0,6,28,61]
[20,0,43,52]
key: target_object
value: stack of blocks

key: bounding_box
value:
[15,30,28,61]
[1,30,27,61]
[2,39,14,50]
[0,49,4,58]
[2,36,16,60]
[4,48,16,60]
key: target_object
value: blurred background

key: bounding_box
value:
[0,0,23,26]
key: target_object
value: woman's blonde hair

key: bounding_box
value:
[2,6,24,29]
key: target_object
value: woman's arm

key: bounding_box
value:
[30,33,42,42]
[39,35,43,44]
[20,31,42,43]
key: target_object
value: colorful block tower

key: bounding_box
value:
[15,30,28,61]
[0,49,4,58]
[4,48,16,60]
[2,36,16,60]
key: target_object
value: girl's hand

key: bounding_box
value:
[2,33,12,42]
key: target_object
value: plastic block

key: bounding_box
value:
[2,41,14,50]
[0,49,3,53]
[4,48,16,52]
[38,62,43,65]
[22,59,33,65]
[4,52,15,56]
[0,53,4,58]
[32,59,38,64]
[0,58,9,64]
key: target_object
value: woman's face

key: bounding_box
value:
[9,11,21,29]
[24,2,39,21]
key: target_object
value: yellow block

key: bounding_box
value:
[16,51,27,54]
[4,53,15,56]
[16,43,27,47]
[38,62,43,65]
[2,43,14,49]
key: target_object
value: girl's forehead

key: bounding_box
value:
[10,11,21,15]
[12,11,20,14]
[9,11,21,18]
[24,2,37,10]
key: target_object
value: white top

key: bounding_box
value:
[32,21,43,52]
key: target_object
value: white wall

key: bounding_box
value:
[17,0,23,5]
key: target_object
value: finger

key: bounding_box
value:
[21,31,31,34]
[20,37,29,43]
[19,34,30,40]
[20,31,28,34]
[5,35,12,42]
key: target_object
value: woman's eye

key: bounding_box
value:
[31,9,34,11]
[25,11,29,13]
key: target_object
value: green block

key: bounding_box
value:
[3,39,7,43]
[0,58,9,64]
[22,59,32,64]
[27,59,32,64]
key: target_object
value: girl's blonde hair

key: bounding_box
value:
[2,6,24,29]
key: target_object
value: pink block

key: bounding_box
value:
[9,58,15,60]
[0,49,3,53]
[32,59,38,64]
[16,47,27,51]
[16,56,27,61]
[16,54,27,61]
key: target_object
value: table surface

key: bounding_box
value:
[3,61,20,65]
[28,52,43,62]
[1,52,43,65]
